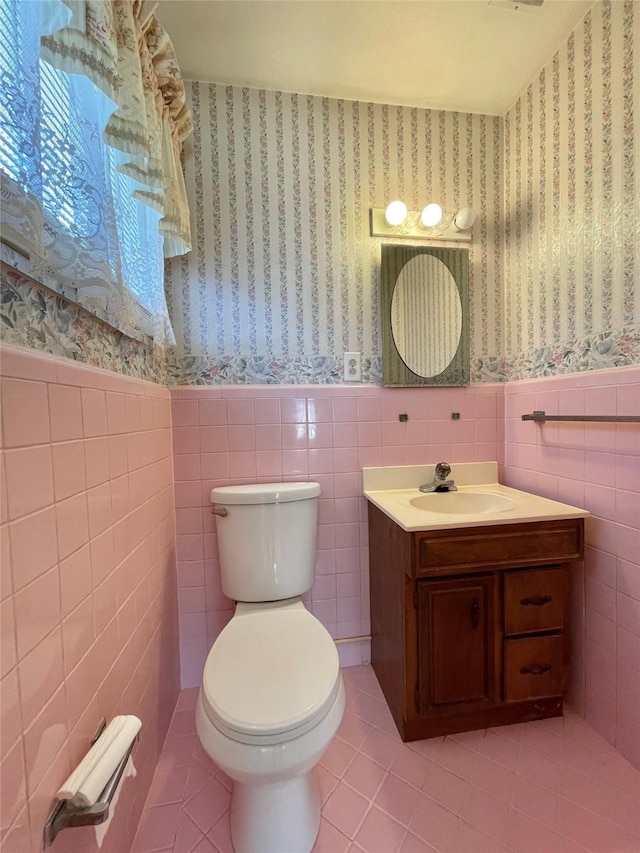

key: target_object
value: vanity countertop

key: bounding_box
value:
[363,462,590,532]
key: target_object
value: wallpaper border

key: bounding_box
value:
[167,325,640,386]
[480,325,640,383]
[166,354,383,385]
[0,263,167,384]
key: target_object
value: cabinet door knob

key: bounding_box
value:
[520,595,552,606]
[470,596,481,629]
[519,663,552,676]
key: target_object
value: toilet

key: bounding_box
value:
[195,482,346,853]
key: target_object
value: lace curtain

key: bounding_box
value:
[0,0,192,344]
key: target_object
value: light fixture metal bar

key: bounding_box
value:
[369,208,472,242]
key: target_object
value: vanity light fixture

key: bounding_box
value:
[370,203,476,242]
[453,207,477,231]
[420,203,443,228]
[384,200,408,226]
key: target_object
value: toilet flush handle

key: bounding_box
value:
[211,505,228,517]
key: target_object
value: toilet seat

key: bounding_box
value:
[201,600,341,746]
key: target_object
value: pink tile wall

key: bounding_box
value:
[503,367,640,770]
[170,383,503,688]
[0,345,180,853]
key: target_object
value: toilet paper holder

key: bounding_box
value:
[43,718,139,847]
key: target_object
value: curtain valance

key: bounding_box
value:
[0,0,192,344]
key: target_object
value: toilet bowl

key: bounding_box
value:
[196,483,346,853]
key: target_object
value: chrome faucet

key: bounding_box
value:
[419,462,458,493]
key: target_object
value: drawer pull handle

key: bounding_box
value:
[520,595,552,606]
[470,596,481,629]
[519,663,551,676]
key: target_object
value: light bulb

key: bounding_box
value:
[453,207,476,231]
[385,200,408,227]
[420,203,443,228]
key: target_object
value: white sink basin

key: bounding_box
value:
[409,491,517,515]
[362,463,590,532]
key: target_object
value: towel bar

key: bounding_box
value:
[522,411,640,423]
[43,718,138,847]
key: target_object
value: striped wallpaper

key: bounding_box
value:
[501,0,639,380]
[165,0,639,385]
[165,87,503,384]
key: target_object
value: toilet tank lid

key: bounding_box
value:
[210,481,321,505]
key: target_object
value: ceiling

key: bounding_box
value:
[156,0,594,117]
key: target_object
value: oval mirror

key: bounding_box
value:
[390,254,462,377]
[381,245,469,386]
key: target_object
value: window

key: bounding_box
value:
[0,0,184,344]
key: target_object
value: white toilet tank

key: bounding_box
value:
[210,482,321,602]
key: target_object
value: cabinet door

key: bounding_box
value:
[416,575,495,714]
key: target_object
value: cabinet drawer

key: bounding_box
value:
[504,636,563,702]
[504,567,567,635]
[413,520,583,577]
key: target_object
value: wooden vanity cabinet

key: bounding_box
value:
[368,503,584,741]
[416,575,495,714]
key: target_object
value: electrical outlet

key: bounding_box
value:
[344,352,361,382]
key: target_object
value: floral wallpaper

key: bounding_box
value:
[478,326,640,383]
[0,263,167,384]
[165,1,639,386]
[165,85,504,384]
[501,0,639,381]
[3,1,637,387]
[166,354,383,386]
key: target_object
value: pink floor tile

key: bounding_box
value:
[354,805,407,853]
[323,781,370,839]
[342,752,387,800]
[167,709,198,739]
[477,728,522,771]
[458,785,511,844]
[146,764,191,807]
[510,775,559,831]
[176,687,200,711]
[172,811,204,853]
[558,764,640,834]
[505,808,589,853]
[453,822,511,853]
[399,831,438,853]
[319,735,357,778]
[409,794,461,852]
[421,762,473,816]
[552,799,639,853]
[359,728,402,770]
[374,773,421,828]
[317,764,340,806]
[183,777,230,834]
[134,670,640,853]
[335,711,373,750]
[430,736,479,779]
[389,748,431,791]
[312,817,351,853]
[206,813,233,850]
[131,802,183,852]
[183,760,215,803]
[465,752,518,802]
[192,836,216,853]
